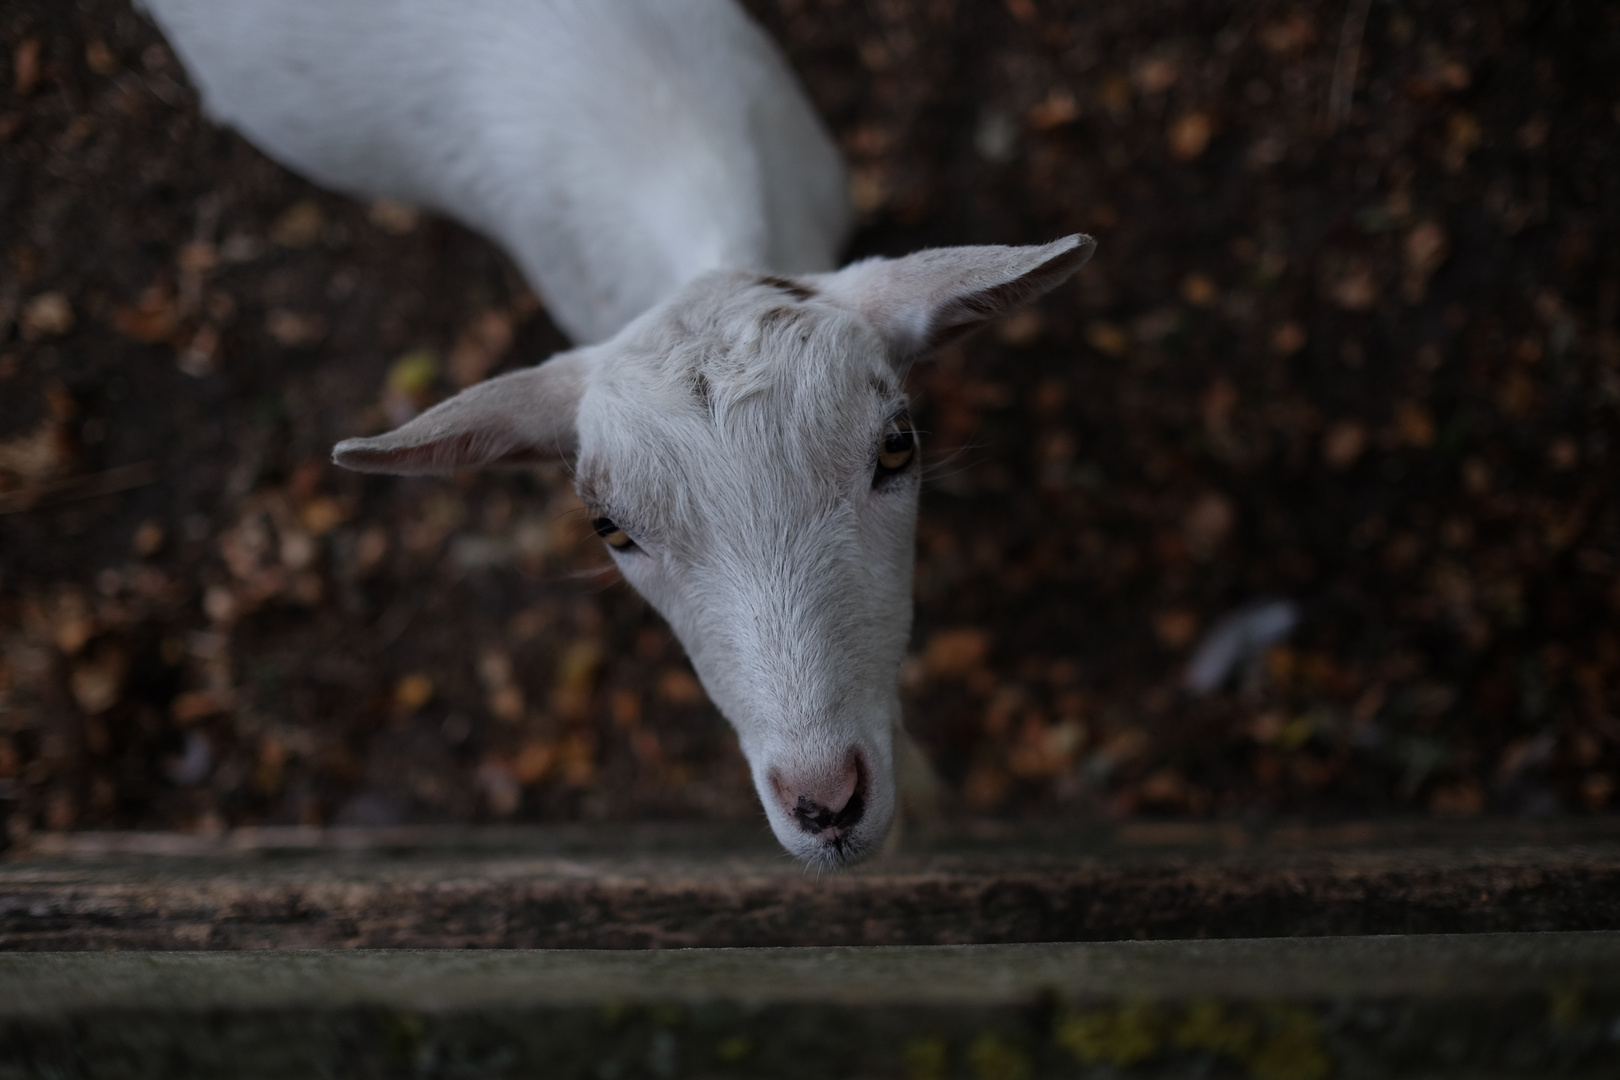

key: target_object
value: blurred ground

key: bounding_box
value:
[0,0,1616,841]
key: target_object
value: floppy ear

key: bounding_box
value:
[818,234,1095,360]
[332,350,589,474]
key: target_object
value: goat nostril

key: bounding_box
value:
[793,791,865,835]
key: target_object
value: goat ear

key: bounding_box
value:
[332,351,589,474]
[821,234,1095,360]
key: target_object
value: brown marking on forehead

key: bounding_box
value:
[691,370,713,417]
[758,275,817,301]
[758,305,810,331]
[869,374,899,399]
[574,465,607,509]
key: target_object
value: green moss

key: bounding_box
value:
[1054,1003,1162,1066]
[714,1034,752,1063]
[967,1031,1031,1080]
[1547,983,1584,1032]
[1173,1000,1258,1059]
[1247,1006,1330,1080]
[902,1035,949,1080]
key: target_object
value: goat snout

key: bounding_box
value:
[772,752,865,839]
[794,790,864,834]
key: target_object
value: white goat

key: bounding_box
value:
[142,0,1095,866]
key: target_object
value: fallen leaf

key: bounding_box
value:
[85,40,118,76]
[1393,401,1436,448]
[1132,55,1179,94]
[20,292,73,339]
[0,419,74,486]
[131,519,165,557]
[924,627,991,679]
[1259,14,1316,55]
[1084,321,1129,357]
[1402,222,1448,302]
[13,38,42,96]
[1154,610,1199,649]
[264,309,327,348]
[657,668,705,706]
[383,349,440,424]
[269,199,324,248]
[112,284,180,343]
[1182,491,1235,559]
[449,309,515,387]
[488,684,524,723]
[367,199,419,234]
[394,673,434,712]
[70,648,126,715]
[1270,322,1307,355]
[1322,421,1367,469]
[996,309,1044,347]
[478,759,521,816]
[1428,780,1484,817]
[1168,111,1213,160]
[1329,265,1379,311]
[513,740,555,784]
[1028,90,1079,130]
[1180,273,1218,308]
[1546,436,1579,471]
[962,762,1010,810]
[848,166,889,214]
[170,689,234,724]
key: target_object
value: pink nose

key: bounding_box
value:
[772,753,865,837]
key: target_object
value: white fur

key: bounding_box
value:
[141,0,1096,865]
[139,0,849,344]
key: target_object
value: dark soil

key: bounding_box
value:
[0,0,1616,841]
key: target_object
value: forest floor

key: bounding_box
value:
[0,0,1616,842]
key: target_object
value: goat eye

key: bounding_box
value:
[592,517,634,550]
[876,418,916,473]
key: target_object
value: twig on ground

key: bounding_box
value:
[1328,0,1374,131]
[0,461,158,515]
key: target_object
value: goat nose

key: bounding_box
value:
[778,757,864,836]
[793,790,864,834]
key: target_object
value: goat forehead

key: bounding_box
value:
[577,277,900,541]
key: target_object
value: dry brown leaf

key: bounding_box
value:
[1027,90,1079,130]
[1270,322,1307,355]
[657,668,705,706]
[367,199,420,234]
[1132,55,1179,94]
[270,199,324,248]
[71,648,126,715]
[1322,421,1367,469]
[1180,273,1218,308]
[1329,265,1379,311]
[923,627,991,679]
[1154,610,1200,649]
[449,309,515,387]
[20,292,73,339]
[13,38,42,96]
[85,40,118,75]
[1084,321,1129,357]
[1394,401,1436,448]
[394,673,434,712]
[113,284,181,343]
[1183,491,1235,559]
[1168,111,1213,161]
[1402,222,1448,302]
[264,309,327,348]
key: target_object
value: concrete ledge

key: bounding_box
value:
[3,933,1619,1013]
[2,935,1617,1078]
[3,821,1619,950]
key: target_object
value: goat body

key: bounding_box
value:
[142,0,1095,865]
[141,0,850,344]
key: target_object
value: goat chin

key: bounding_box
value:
[144,0,1095,866]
